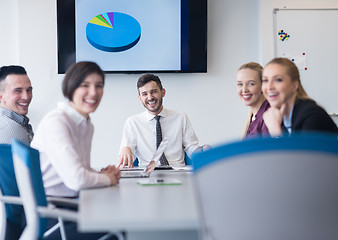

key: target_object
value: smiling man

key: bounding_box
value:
[118,73,210,168]
[0,65,34,144]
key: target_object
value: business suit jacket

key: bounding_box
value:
[288,98,338,134]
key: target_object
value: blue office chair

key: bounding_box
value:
[0,144,25,240]
[0,144,72,240]
[0,143,84,240]
[11,139,124,240]
[192,133,338,240]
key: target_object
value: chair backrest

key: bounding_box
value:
[11,140,48,239]
[0,144,25,239]
[0,188,5,240]
[192,134,338,240]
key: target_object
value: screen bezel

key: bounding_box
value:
[57,0,207,74]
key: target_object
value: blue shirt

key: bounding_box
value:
[283,106,294,134]
[0,107,33,144]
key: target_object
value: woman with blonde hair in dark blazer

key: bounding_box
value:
[262,57,337,136]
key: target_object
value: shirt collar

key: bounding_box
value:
[283,106,294,133]
[144,108,168,121]
[57,102,90,126]
[0,107,30,126]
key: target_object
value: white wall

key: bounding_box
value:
[4,0,335,169]
[0,0,19,65]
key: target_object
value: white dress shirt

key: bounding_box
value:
[31,102,111,197]
[119,108,200,167]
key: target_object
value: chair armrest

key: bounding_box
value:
[37,206,78,222]
[47,196,78,210]
[0,195,22,205]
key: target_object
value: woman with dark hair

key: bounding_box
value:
[262,58,337,136]
[236,62,270,138]
[32,61,119,197]
[31,62,120,239]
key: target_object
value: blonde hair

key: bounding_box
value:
[242,110,253,138]
[238,62,263,82]
[265,58,312,100]
[237,62,264,138]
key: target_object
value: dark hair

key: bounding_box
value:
[137,73,163,94]
[62,61,104,101]
[0,65,27,82]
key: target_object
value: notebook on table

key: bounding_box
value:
[120,139,169,178]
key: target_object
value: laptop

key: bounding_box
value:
[120,139,169,178]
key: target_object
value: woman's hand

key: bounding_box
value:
[101,165,121,185]
[263,103,286,137]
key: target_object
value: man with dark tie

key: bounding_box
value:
[118,73,210,168]
[0,65,34,144]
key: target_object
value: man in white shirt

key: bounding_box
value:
[118,73,209,168]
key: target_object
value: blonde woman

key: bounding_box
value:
[236,62,270,138]
[262,58,338,136]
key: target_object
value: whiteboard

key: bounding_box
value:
[273,9,338,115]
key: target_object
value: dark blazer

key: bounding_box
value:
[288,98,338,134]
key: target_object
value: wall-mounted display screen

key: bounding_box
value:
[57,0,207,73]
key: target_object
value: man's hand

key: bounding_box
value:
[194,144,212,154]
[201,145,211,152]
[117,146,134,168]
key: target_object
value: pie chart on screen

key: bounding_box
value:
[86,12,141,52]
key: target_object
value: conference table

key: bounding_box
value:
[78,168,200,240]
